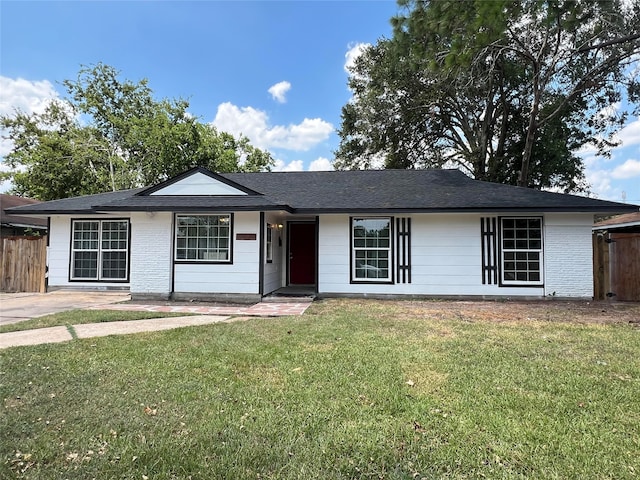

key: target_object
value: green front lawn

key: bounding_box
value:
[1,299,638,479]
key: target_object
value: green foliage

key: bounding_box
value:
[1,63,274,200]
[337,0,640,192]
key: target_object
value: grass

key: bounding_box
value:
[0,310,193,334]
[1,299,639,479]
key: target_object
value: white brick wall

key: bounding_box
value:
[129,212,173,297]
[544,214,594,298]
[48,215,132,289]
[318,214,545,297]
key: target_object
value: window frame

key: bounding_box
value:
[350,216,394,284]
[70,218,130,282]
[174,213,233,264]
[266,223,273,263]
[499,216,544,287]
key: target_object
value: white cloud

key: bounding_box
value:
[212,102,333,152]
[273,159,304,172]
[344,42,369,73]
[584,168,613,199]
[309,157,333,171]
[611,159,640,179]
[0,76,60,158]
[1,76,62,192]
[0,76,59,117]
[614,117,640,147]
[267,81,291,103]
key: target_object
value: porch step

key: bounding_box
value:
[261,294,316,303]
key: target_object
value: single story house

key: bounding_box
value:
[6,167,638,301]
[0,194,48,237]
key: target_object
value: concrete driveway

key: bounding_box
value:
[0,290,131,325]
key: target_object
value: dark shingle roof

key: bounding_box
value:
[3,188,146,215]
[6,168,639,215]
[98,194,291,212]
[222,169,638,213]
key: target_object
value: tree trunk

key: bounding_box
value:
[519,68,541,188]
[518,113,538,187]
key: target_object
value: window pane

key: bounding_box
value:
[73,251,98,279]
[175,214,231,262]
[102,251,127,279]
[352,218,391,281]
[101,221,128,250]
[72,220,129,280]
[73,221,99,250]
[501,218,543,284]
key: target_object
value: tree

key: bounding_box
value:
[336,0,640,192]
[1,63,274,200]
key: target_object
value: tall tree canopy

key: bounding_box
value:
[1,64,274,200]
[336,0,640,192]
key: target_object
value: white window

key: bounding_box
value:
[501,217,543,285]
[352,217,392,282]
[71,220,129,281]
[266,224,273,263]
[175,214,231,262]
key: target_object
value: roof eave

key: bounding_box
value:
[593,221,640,231]
[95,204,295,213]
[292,205,639,215]
[3,209,104,216]
[1,222,48,229]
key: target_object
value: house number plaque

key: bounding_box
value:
[236,233,257,240]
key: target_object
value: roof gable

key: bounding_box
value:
[139,167,258,196]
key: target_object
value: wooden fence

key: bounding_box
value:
[0,236,47,293]
[593,232,640,301]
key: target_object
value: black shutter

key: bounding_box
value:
[396,217,411,284]
[481,217,498,284]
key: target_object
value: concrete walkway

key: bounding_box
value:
[0,315,230,349]
[90,301,312,316]
[0,297,313,349]
[0,291,131,325]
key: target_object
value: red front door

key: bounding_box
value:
[288,222,316,285]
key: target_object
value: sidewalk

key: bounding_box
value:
[0,315,230,349]
[89,301,312,316]
[0,301,312,349]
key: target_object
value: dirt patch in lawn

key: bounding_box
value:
[311,298,640,326]
[413,300,640,325]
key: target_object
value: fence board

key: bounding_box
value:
[593,234,605,300]
[0,236,47,293]
[610,233,640,302]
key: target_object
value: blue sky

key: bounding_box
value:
[1,0,638,203]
